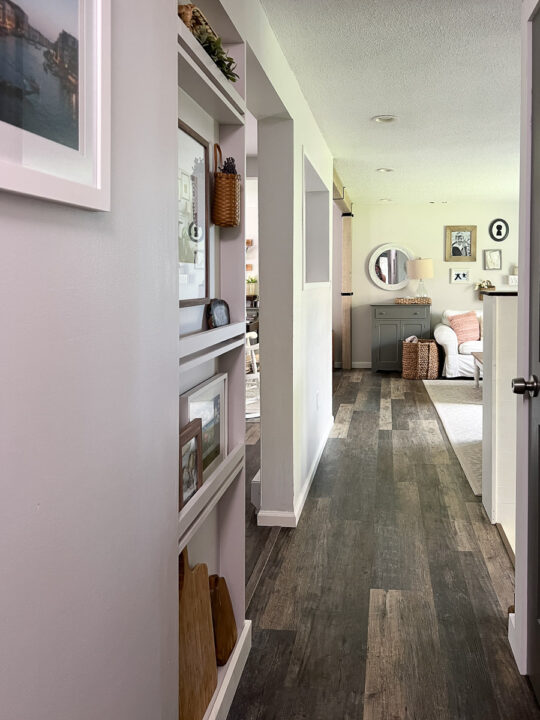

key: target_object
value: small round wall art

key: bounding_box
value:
[489,218,509,242]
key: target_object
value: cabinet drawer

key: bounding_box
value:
[373,306,428,320]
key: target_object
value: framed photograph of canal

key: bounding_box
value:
[0,0,110,209]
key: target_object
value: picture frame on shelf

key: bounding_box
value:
[450,269,471,284]
[178,119,210,307]
[445,225,477,262]
[0,0,111,210]
[179,418,203,510]
[180,373,228,480]
[484,248,502,271]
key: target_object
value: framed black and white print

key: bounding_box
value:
[179,418,203,510]
[0,0,111,209]
[484,249,502,271]
[489,218,509,242]
[178,119,209,307]
[445,225,477,262]
[450,268,471,284]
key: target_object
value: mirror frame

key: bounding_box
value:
[368,243,415,291]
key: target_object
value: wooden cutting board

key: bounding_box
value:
[209,575,237,666]
[179,549,217,720]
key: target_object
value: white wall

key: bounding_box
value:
[0,2,179,718]
[351,201,519,365]
[245,177,259,279]
[222,0,334,524]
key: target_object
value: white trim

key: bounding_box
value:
[352,361,372,369]
[293,415,333,522]
[203,620,252,720]
[257,509,297,527]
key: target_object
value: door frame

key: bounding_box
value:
[509,0,540,674]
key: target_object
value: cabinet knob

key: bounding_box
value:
[413,311,419,315]
[379,312,386,315]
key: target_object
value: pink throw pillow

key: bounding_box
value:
[448,311,480,344]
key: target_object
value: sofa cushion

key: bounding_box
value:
[459,340,483,355]
[448,311,480,344]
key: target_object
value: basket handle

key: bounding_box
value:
[214,143,223,172]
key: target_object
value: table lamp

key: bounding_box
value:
[406,258,434,298]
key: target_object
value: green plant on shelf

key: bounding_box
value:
[194,28,240,83]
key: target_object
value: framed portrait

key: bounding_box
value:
[450,268,471,284]
[445,226,477,262]
[180,373,228,481]
[179,418,203,510]
[178,119,209,307]
[0,0,111,210]
[484,249,502,271]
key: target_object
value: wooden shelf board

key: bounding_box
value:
[179,443,245,549]
[180,321,246,358]
[203,620,252,720]
[178,20,245,125]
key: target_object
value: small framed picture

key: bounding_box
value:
[484,249,502,271]
[450,269,471,284]
[489,218,509,242]
[180,373,228,480]
[179,419,203,510]
[445,226,477,262]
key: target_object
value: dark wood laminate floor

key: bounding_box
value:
[230,371,540,720]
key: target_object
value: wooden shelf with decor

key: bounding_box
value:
[177,3,250,719]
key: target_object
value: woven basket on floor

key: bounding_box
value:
[212,144,241,227]
[402,339,439,380]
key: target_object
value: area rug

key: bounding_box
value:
[423,380,482,496]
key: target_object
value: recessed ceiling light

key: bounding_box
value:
[372,115,397,124]
[376,168,394,173]
[379,198,392,203]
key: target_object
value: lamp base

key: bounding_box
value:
[416,279,428,298]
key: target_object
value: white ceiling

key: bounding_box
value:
[259,0,521,205]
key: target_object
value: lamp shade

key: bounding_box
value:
[407,258,434,279]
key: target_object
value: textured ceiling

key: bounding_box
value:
[259,0,521,205]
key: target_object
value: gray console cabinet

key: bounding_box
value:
[371,304,431,372]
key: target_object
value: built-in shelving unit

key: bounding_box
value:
[177,19,245,125]
[178,4,249,719]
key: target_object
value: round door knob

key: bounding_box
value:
[512,375,540,398]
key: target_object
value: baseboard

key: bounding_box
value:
[257,509,297,527]
[496,523,515,568]
[250,470,260,511]
[333,361,343,369]
[293,415,334,523]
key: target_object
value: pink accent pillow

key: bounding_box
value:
[448,311,480,344]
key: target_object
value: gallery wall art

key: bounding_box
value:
[0,0,110,209]
[445,226,477,262]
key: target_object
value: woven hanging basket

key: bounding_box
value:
[212,144,241,227]
[402,339,439,380]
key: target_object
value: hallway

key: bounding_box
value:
[229,371,540,719]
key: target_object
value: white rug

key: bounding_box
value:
[423,380,482,496]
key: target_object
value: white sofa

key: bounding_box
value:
[433,309,483,378]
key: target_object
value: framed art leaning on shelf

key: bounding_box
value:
[179,418,203,510]
[178,119,210,307]
[180,373,228,480]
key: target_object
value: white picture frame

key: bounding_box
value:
[179,373,228,481]
[450,268,471,284]
[0,0,111,210]
[484,249,502,271]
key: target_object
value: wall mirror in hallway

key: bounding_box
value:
[368,243,414,291]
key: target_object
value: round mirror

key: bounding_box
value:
[368,244,414,291]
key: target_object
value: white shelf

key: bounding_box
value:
[179,442,245,549]
[180,321,246,358]
[178,19,245,125]
[203,620,252,720]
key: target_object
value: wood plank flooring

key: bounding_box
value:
[230,371,539,719]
